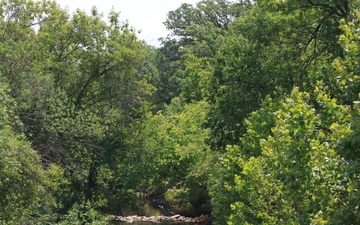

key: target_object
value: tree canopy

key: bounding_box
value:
[1,0,360,224]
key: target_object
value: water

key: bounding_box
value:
[109,203,205,225]
[111,220,204,225]
[111,221,173,225]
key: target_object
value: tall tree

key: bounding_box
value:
[154,0,251,106]
[206,0,355,149]
[0,0,152,213]
[210,9,360,224]
[0,82,56,224]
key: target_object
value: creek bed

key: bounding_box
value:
[108,203,207,225]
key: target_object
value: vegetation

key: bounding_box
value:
[0,0,359,224]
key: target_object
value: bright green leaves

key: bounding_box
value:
[143,98,210,177]
[258,90,331,223]
[37,5,146,110]
[332,11,360,104]
[211,7,360,224]
[217,87,360,225]
[181,53,213,101]
[138,99,213,212]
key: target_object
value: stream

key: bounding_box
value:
[109,203,206,225]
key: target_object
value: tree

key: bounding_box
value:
[154,0,251,107]
[210,10,360,222]
[0,0,57,96]
[153,38,186,106]
[0,0,152,214]
[332,10,360,105]
[136,98,216,215]
[206,0,355,150]
[33,6,149,209]
[164,0,251,54]
[0,82,57,224]
[213,87,360,225]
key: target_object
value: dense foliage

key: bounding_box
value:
[1,0,359,224]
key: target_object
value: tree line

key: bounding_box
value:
[0,0,359,224]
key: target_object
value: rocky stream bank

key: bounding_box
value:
[109,214,210,224]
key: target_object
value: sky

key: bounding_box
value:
[55,0,200,46]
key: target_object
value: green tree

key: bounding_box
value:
[206,0,354,150]
[155,0,251,106]
[0,0,57,95]
[137,98,216,214]
[153,39,186,106]
[0,82,57,224]
[34,7,149,210]
[332,10,360,105]
[0,0,152,214]
[211,8,360,224]
[213,87,359,225]
[164,0,250,55]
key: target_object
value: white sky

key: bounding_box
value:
[55,0,200,46]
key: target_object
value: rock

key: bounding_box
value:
[109,214,210,223]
